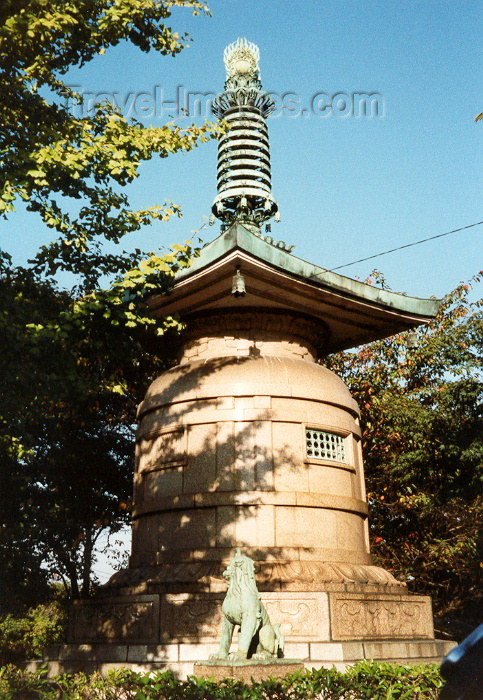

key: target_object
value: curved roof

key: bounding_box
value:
[147,223,441,354]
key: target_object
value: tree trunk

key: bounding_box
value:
[81,529,93,598]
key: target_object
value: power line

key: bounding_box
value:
[324,221,483,273]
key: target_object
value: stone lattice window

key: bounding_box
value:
[306,429,345,462]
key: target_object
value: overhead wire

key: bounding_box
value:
[318,220,483,274]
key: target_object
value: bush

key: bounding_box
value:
[0,662,445,699]
[0,601,67,665]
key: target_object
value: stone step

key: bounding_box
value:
[36,638,456,679]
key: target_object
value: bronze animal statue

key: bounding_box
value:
[209,549,284,661]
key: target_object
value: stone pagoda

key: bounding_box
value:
[60,38,455,677]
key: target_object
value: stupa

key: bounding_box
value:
[59,38,455,677]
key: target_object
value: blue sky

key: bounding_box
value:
[2,0,482,303]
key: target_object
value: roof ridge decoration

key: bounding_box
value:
[211,38,279,232]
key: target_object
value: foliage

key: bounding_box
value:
[0,220,197,607]
[0,0,221,287]
[0,601,67,666]
[326,273,482,638]
[0,1,223,608]
[0,663,445,699]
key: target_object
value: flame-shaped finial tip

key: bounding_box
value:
[224,37,260,79]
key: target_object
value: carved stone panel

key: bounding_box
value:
[69,595,159,643]
[159,591,330,643]
[329,593,434,640]
[160,594,224,643]
[262,592,330,640]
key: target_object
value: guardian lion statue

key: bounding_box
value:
[209,549,284,661]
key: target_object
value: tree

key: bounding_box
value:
[0,253,148,604]
[0,1,222,610]
[0,0,219,286]
[326,273,482,639]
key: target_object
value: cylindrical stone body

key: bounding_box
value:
[131,311,371,575]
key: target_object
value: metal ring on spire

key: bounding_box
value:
[211,38,279,229]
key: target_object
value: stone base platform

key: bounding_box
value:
[193,659,304,682]
[38,638,456,679]
[56,584,456,678]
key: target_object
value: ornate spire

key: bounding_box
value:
[211,38,279,231]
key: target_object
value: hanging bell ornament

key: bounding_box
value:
[231,268,246,298]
